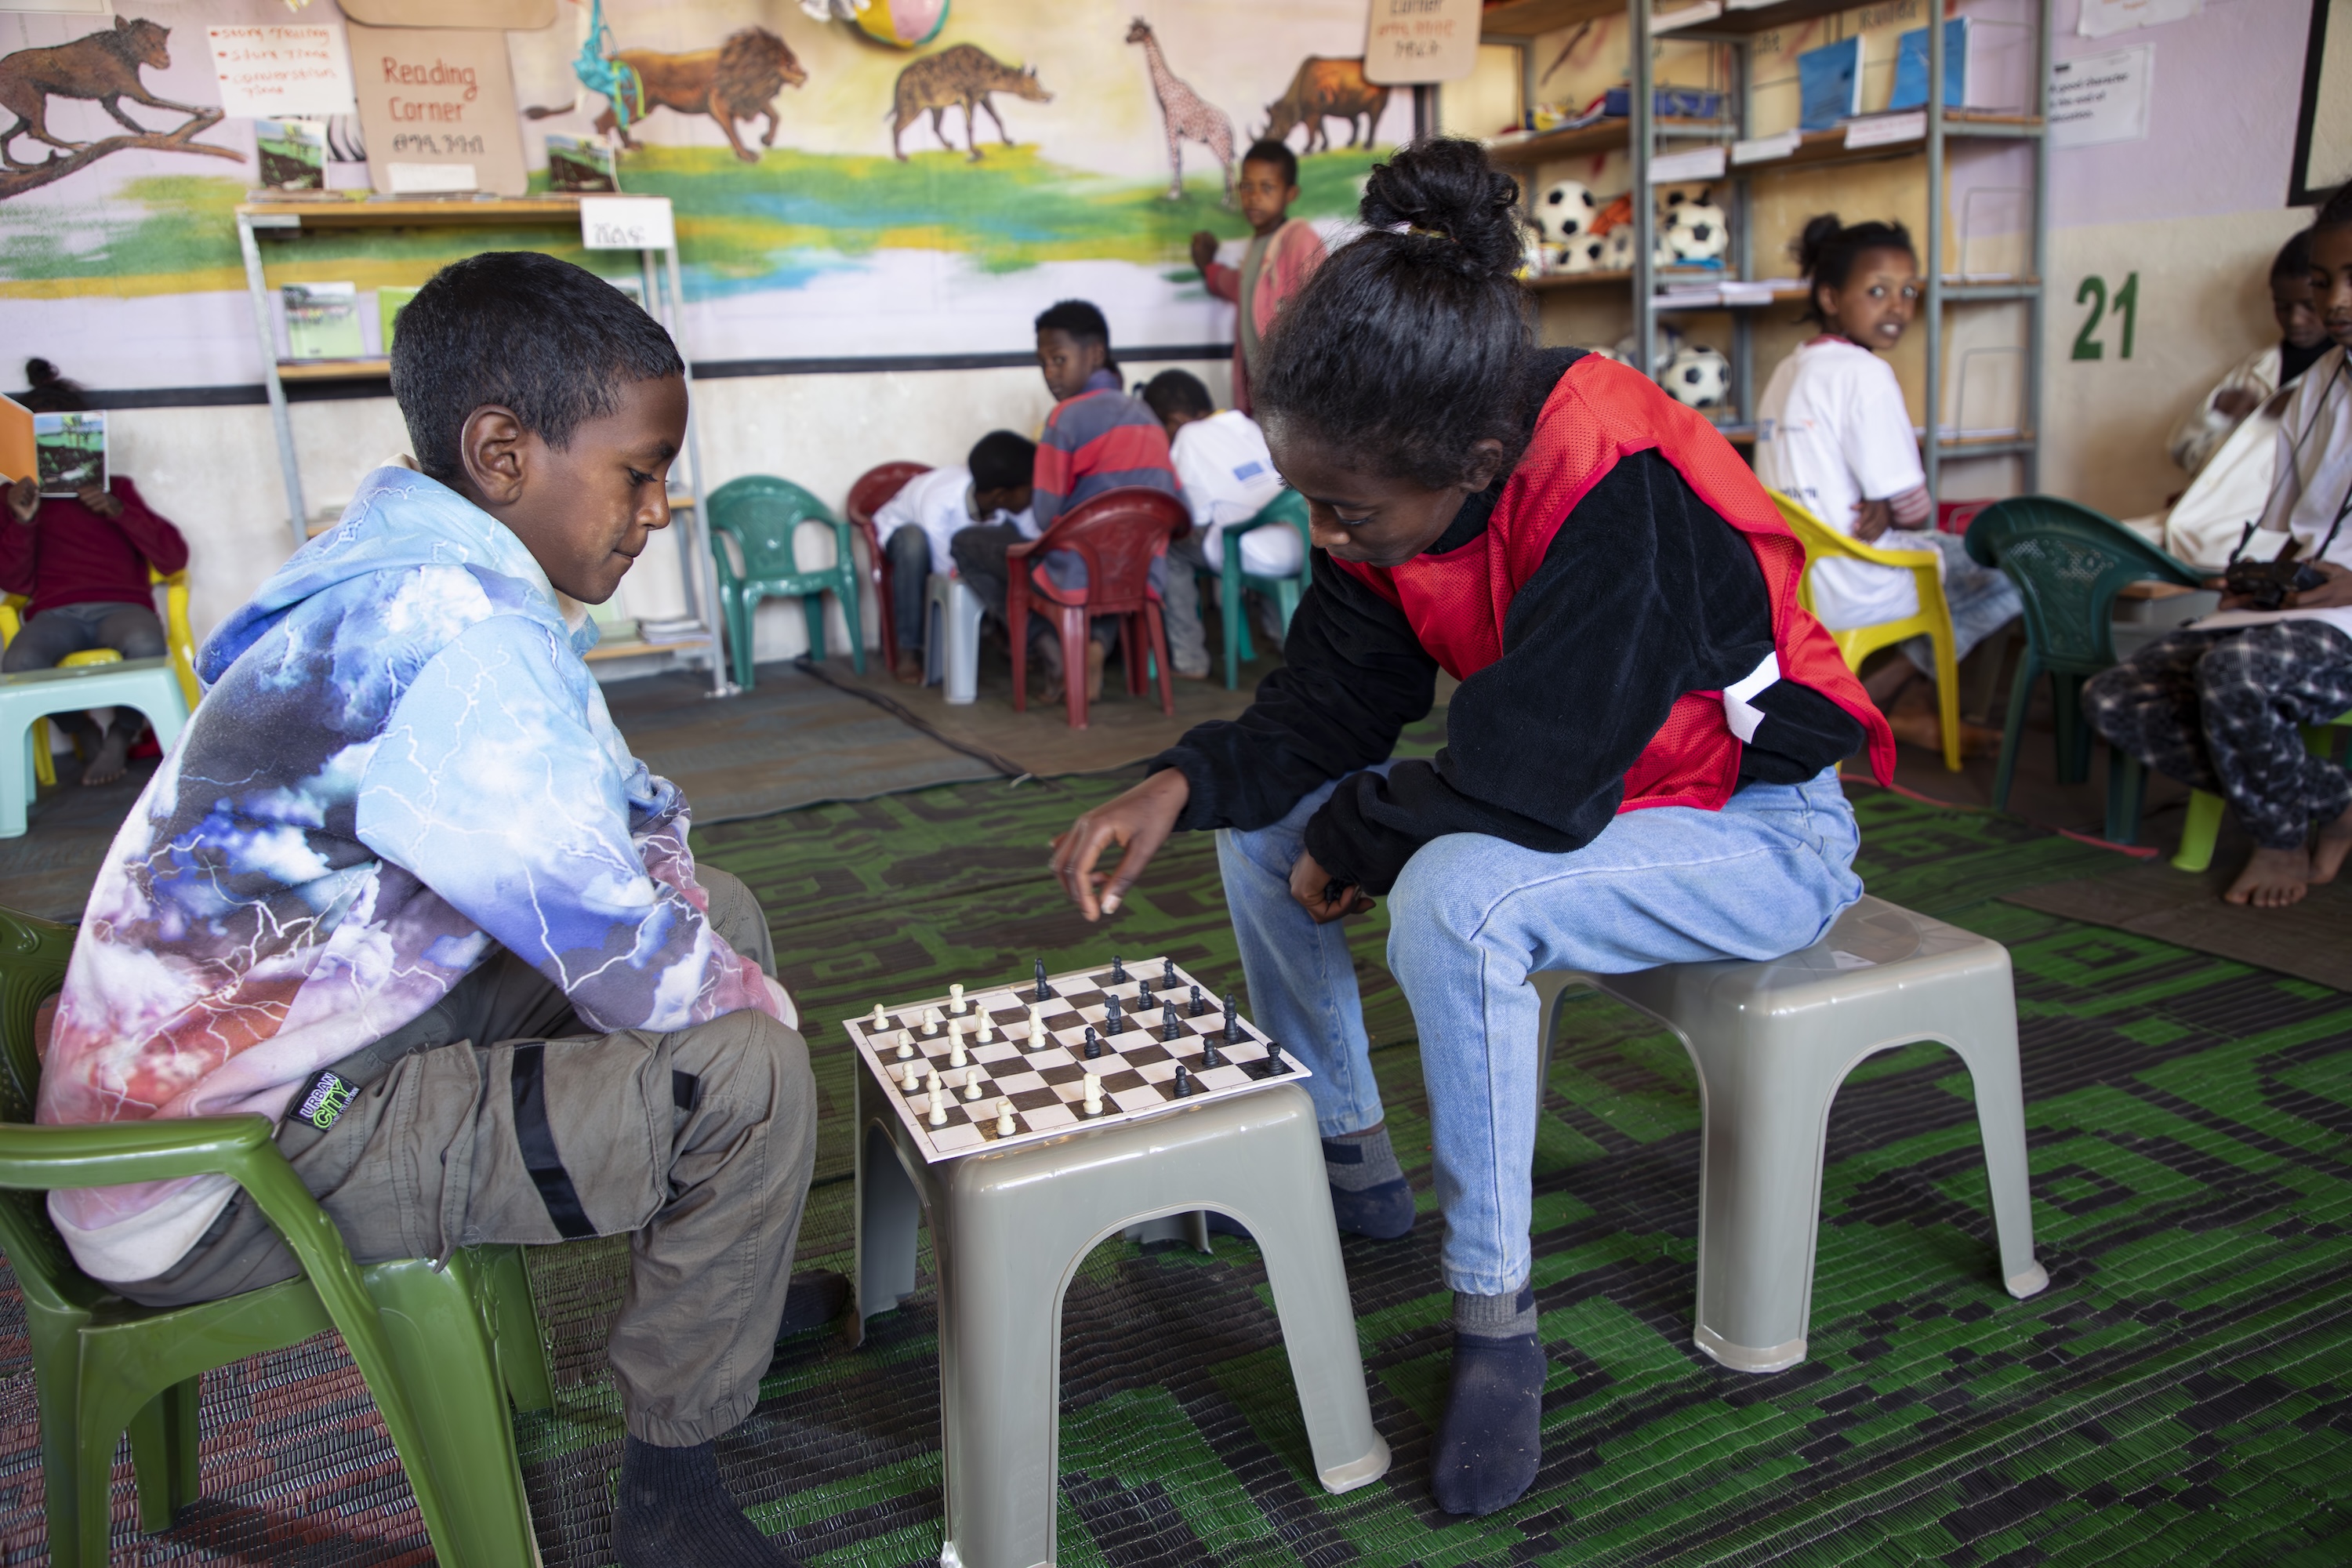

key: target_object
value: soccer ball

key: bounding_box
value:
[1555,232,1610,274]
[1599,223,1639,272]
[1657,187,1730,267]
[1615,323,1684,378]
[1664,344,1730,408]
[1533,179,1601,247]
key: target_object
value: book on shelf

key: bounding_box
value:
[33,411,105,498]
[283,281,365,359]
[1889,19,1971,112]
[378,285,420,352]
[255,119,327,191]
[1798,36,1863,132]
[545,134,618,193]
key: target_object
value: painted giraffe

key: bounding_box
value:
[1125,17,1233,206]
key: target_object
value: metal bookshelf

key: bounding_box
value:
[233,193,728,694]
[1481,0,2053,499]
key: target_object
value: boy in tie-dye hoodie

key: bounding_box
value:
[39,253,812,1567]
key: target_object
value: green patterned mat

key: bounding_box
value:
[5,740,2349,1564]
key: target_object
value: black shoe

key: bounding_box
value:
[775,1269,849,1341]
[612,1437,797,1567]
[1429,1318,1545,1516]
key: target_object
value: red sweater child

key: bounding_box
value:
[0,477,187,616]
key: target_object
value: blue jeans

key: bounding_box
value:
[1216,764,1864,1295]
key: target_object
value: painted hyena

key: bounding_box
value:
[889,44,1051,162]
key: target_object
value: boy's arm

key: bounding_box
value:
[1202,259,1242,303]
[1269,220,1327,310]
[104,479,191,575]
[0,503,34,598]
[355,616,786,1033]
[1030,404,1073,532]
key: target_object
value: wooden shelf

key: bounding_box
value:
[1486,116,1727,165]
[1653,0,1896,38]
[241,194,585,231]
[585,633,708,663]
[1526,268,1635,292]
[277,357,390,381]
[1480,0,1627,37]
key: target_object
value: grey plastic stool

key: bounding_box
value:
[853,1058,1389,1568]
[1532,895,2047,1374]
[923,573,984,706]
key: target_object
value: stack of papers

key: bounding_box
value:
[636,617,705,646]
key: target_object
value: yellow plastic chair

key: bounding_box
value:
[0,567,198,787]
[1769,490,1963,772]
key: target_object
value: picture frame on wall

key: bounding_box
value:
[2292,0,2351,205]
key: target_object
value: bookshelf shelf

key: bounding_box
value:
[1485,116,1730,165]
[238,195,586,231]
[275,357,391,381]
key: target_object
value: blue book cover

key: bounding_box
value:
[1798,36,1863,131]
[1889,19,1970,111]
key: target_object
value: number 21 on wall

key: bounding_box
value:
[2073,273,2139,361]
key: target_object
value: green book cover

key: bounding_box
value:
[283,281,364,360]
[545,133,617,193]
[378,286,421,353]
[255,118,326,191]
[33,411,105,498]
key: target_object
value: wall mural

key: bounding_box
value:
[0,0,1410,390]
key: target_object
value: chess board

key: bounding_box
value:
[844,956,1307,1163]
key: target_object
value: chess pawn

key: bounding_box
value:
[1082,1071,1102,1115]
[963,1069,983,1102]
[895,1035,915,1060]
[996,1098,1015,1136]
[1189,983,1205,1017]
[1172,1064,1193,1098]
[975,1021,994,1045]
[1135,970,1152,1002]
[949,982,967,1015]
[1162,956,1177,989]
[922,1007,942,1036]
[1083,1025,1102,1060]
[1200,1036,1221,1069]
[869,1004,887,1029]
[1111,955,1127,982]
[1265,1040,1287,1074]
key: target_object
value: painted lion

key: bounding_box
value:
[601,27,806,163]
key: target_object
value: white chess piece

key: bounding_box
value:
[922,1007,942,1036]
[1026,1003,1045,1040]
[995,1098,1015,1136]
[869,1004,887,1029]
[927,1072,948,1127]
[962,1069,983,1102]
[949,1026,968,1069]
[976,1020,994,1044]
[1082,1072,1102,1116]
[895,1034,914,1060]
[949,982,967,1014]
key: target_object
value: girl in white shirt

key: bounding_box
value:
[1755,215,2020,755]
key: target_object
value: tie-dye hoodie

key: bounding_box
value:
[38,464,789,1283]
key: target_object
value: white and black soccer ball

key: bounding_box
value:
[1663,192,1730,265]
[1599,223,1639,272]
[1556,232,1610,274]
[1615,323,1685,378]
[1664,343,1730,408]
[1534,179,1601,247]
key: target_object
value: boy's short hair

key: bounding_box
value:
[2274,229,2315,284]
[390,251,684,485]
[1241,138,1299,191]
[1141,369,1214,422]
[2315,183,2352,234]
[968,430,1036,492]
[1033,299,1110,350]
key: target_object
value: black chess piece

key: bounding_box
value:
[1105,993,1123,1035]
[1222,989,1236,1040]
[1200,1036,1222,1069]
[1083,1025,1102,1060]
[1034,958,1054,1000]
[1187,983,1204,1017]
[1162,956,1177,989]
[1161,1001,1180,1041]
[1111,956,1127,983]
[1135,971,1152,1001]
[1264,1040,1287,1074]
[1172,1064,1193,1098]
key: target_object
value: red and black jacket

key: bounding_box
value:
[1152,349,1896,895]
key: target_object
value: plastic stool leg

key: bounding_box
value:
[2105,751,2147,846]
[2173,789,2225,873]
[854,1120,922,1338]
[2,714,34,838]
[1991,655,2035,813]
[945,579,982,706]
[1940,1000,2048,1301]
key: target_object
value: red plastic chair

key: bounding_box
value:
[1008,488,1191,729]
[845,461,932,672]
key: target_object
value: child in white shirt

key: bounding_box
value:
[1140,370,1305,673]
[873,430,1034,683]
[1754,214,2019,756]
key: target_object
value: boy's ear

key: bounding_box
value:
[459,405,531,506]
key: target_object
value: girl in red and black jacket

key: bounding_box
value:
[1051,140,1893,1517]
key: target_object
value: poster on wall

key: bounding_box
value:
[2048,43,2151,151]
[0,0,1411,391]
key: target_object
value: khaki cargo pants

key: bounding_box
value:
[119,869,817,1448]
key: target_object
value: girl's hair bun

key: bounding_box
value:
[1359,136,1529,283]
[24,358,59,387]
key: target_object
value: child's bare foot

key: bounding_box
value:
[892,651,924,685]
[80,728,131,787]
[2224,845,2313,908]
[2310,804,2352,884]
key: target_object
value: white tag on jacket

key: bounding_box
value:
[1722,652,1780,743]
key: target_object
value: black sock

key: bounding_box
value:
[1431,1283,1544,1516]
[612,1437,794,1568]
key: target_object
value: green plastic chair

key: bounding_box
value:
[1218,490,1314,690]
[708,475,866,690]
[0,907,553,1567]
[2166,714,2352,872]
[1964,497,2204,837]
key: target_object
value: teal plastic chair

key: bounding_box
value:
[1964,497,2203,836]
[0,659,189,838]
[1218,490,1314,689]
[708,475,866,689]
[2166,713,2352,872]
[0,907,552,1567]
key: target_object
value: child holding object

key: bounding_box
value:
[1753,215,2020,756]
[1048,140,1893,1518]
[873,430,1036,684]
[1142,368,1301,660]
[1192,139,1327,416]
[2168,230,2332,481]
[2086,190,2352,910]
[1,358,189,786]
[38,254,822,1568]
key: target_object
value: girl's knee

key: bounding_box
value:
[1386,837,1490,951]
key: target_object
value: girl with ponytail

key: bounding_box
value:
[1754,214,2020,753]
[1049,140,1894,1516]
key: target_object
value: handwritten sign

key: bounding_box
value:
[2049,43,2152,150]
[348,22,526,197]
[1363,0,1479,85]
[581,198,677,252]
[206,26,355,119]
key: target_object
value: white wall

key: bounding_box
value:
[117,353,1229,662]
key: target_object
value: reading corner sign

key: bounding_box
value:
[1364,0,1479,85]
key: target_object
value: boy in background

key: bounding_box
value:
[2169,231,2331,479]
[953,299,1181,701]
[1191,140,1327,416]
[38,253,816,1568]
[874,430,1036,684]
[1142,368,1301,669]
[2,358,189,786]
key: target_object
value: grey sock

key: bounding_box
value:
[1322,1123,1404,1192]
[1454,1282,1537,1339]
